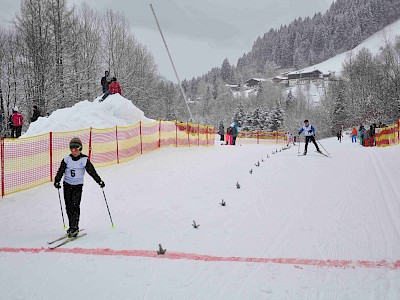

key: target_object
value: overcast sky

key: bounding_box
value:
[1,0,333,82]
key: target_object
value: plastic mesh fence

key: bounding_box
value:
[0,121,214,197]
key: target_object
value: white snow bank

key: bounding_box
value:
[22,94,154,137]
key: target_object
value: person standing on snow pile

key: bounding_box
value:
[351,127,358,143]
[101,70,111,93]
[101,77,122,102]
[298,119,321,155]
[11,107,24,138]
[218,121,225,142]
[31,105,41,122]
[53,137,105,238]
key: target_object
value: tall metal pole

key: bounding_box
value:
[149,3,193,121]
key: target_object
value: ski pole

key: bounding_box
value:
[297,136,301,154]
[101,187,115,228]
[57,189,67,229]
[316,139,330,155]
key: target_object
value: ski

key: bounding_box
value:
[315,151,331,158]
[47,229,85,245]
[48,233,87,250]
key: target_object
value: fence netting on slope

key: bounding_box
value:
[1,121,215,196]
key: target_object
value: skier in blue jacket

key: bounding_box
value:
[298,119,321,155]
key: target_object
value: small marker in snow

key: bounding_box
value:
[157,244,166,255]
[192,220,200,228]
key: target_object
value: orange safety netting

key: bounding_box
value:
[0,121,215,197]
[236,130,287,144]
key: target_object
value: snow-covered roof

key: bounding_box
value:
[287,69,322,76]
[246,78,267,82]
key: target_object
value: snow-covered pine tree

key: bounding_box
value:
[233,102,245,128]
[269,105,284,131]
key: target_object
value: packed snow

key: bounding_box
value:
[1,107,400,298]
[22,94,154,137]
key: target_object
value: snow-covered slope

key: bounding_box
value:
[287,18,400,103]
[22,94,154,137]
[301,18,400,75]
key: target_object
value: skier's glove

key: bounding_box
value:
[308,130,313,133]
[298,132,301,135]
[99,181,105,188]
[54,181,61,189]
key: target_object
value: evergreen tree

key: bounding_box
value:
[269,105,284,131]
[233,102,245,127]
[220,58,232,83]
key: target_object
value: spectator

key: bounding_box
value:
[364,129,370,146]
[226,125,234,145]
[11,107,24,138]
[351,127,358,143]
[232,120,239,145]
[101,71,111,93]
[370,124,376,146]
[218,121,225,142]
[31,105,41,122]
[359,125,365,145]
[100,77,122,102]
[336,130,343,143]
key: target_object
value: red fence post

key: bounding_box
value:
[49,132,53,182]
[140,121,143,154]
[187,121,190,147]
[1,138,4,197]
[116,126,119,164]
[398,119,400,143]
[88,127,93,161]
[206,126,209,146]
[175,120,178,147]
[198,124,200,146]
[158,120,161,148]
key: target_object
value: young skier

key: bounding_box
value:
[298,119,321,155]
[54,137,105,238]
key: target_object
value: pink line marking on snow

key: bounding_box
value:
[1,247,400,270]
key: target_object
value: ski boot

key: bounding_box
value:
[67,228,79,238]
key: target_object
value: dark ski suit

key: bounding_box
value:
[54,153,103,230]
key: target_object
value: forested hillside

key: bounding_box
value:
[182,0,400,134]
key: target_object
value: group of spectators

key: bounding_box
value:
[351,122,387,146]
[2,70,121,138]
[100,70,121,102]
[218,121,239,145]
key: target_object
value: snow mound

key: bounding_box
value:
[22,94,154,137]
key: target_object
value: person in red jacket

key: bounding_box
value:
[11,107,24,138]
[100,77,121,102]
